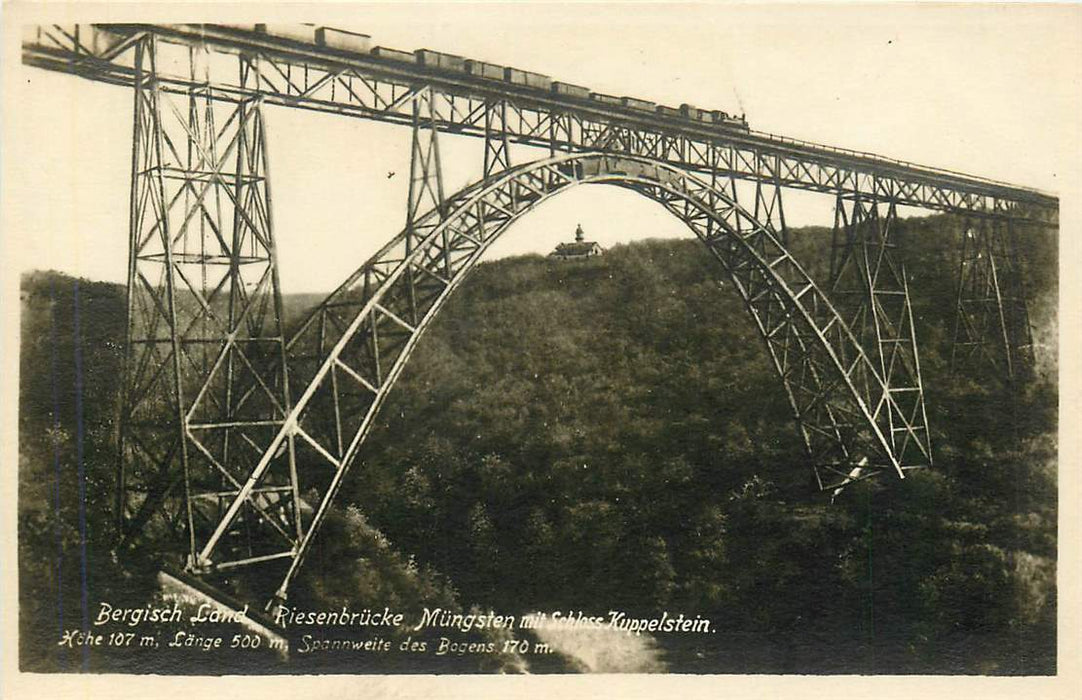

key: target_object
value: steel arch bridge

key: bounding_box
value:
[22,24,1056,607]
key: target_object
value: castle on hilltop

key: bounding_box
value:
[549,224,604,260]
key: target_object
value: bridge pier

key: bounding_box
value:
[950,213,1036,380]
[718,176,932,489]
[829,194,931,477]
[115,34,300,579]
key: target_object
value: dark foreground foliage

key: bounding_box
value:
[19,214,1056,674]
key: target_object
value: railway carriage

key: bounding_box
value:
[679,103,710,122]
[621,96,656,112]
[505,67,553,91]
[465,59,505,81]
[590,92,623,108]
[255,24,317,45]
[552,82,591,100]
[315,27,372,54]
[415,49,467,72]
[370,46,415,63]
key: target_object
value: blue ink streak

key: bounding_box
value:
[74,280,89,671]
[50,282,66,670]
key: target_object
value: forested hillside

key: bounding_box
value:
[19,214,1057,673]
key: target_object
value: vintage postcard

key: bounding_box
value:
[1,2,1079,698]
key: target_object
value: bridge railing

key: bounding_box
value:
[746,129,1053,199]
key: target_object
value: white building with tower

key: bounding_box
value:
[549,224,604,260]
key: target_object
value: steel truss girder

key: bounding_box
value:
[407,87,445,227]
[22,24,1055,220]
[188,152,929,605]
[950,211,1036,379]
[115,34,300,571]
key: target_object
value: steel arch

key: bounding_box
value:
[193,152,932,600]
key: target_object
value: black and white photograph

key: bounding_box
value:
[1,2,1078,697]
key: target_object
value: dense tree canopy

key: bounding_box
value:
[19,213,1057,673]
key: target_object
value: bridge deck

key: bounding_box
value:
[22,23,1057,219]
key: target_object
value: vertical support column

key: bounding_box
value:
[830,193,932,474]
[483,98,511,177]
[115,34,300,575]
[115,32,196,558]
[754,156,787,246]
[116,34,148,543]
[704,144,722,241]
[407,87,445,236]
[548,111,572,157]
[405,86,445,327]
[950,214,1035,380]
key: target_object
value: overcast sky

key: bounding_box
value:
[6,3,1080,292]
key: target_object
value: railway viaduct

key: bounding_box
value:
[23,23,1058,607]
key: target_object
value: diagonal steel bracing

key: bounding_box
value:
[828,194,932,485]
[115,34,299,573]
[483,98,512,177]
[407,87,445,237]
[723,176,862,488]
[950,212,1036,380]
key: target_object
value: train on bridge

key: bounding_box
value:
[244,23,750,132]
